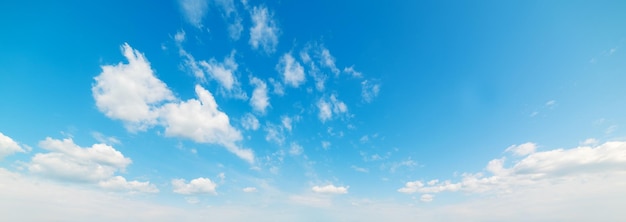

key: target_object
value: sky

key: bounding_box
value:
[1,0,626,221]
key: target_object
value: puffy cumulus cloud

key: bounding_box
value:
[179,0,209,28]
[398,141,626,199]
[98,176,159,193]
[277,52,306,88]
[240,113,260,131]
[94,44,254,163]
[317,94,348,122]
[242,187,257,192]
[28,137,131,182]
[92,43,175,131]
[172,177,217,195]
[249,76,270,113]
[249,5,279,54]
[505,142,536,156]
[159,85,254,163]
[0,132,25,159]
[361,80,380,103]
[312,184,349,194]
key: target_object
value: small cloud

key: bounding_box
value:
[545,100,556,108]
[277,52,306,88]
[581,138,599,146]
[420,194,434,202]
[243,187,257,193]
[321,141,331,150]
[361,80,381,103]
[249,5,279,54]
[172,177,217,195]
[289,142,303,156]
[0,132,26,159]
[178,0,209,28]
[505,142,537,156]
[91,132,121,145]
[312,184,348,194]
[606,125,618,134]
[185,196,200,204]
[241,113,260,131]
[249,76,270,114]
[343,66,362,78]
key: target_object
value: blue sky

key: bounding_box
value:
[1,0,626,221]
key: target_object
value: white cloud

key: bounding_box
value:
[281,116,293,131]
[242,186,257,192]
[92,43,175,131]
[0,132,25,159]
[240,113,260,131]
[98,176,159,193]
[277,52,306,87]
[312,184,348,194]
[91,132,121,145]
[249,76,270,113]
[267,78,285,96]
[174,31,206,80]
[289,142,303,156]
[317,94,348,122]
[545,100,556,107]
[317,99,332,122]
[582,138,599,146]
[199,51,239,91]
[343,66,362,78]
[28,137,131,182]
[361,80,380,103]
[505,142,536,156]
[420,194,434,202]
[172,177,217,195]
[398,140,626,197]
[321,141,331,150]
[213,0,243,40]
[179,0,209,28]
[249,5,279,54]
[319,47,340,75]
[159,85,254,163]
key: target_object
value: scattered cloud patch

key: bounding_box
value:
[249,76,270,113]
[172,177,217,195]
[240,113,260,131]
[249,5,279,54]
[277,52,306,88]
[289,142,303,156]
[505,142,537,156]
[242,187,257,192]
[179,0,209,28]
[343,66,362,78]
[361,80,381,103]
[312,184,348,194]
[99,176,159,193]
[351,165,369,173]
[199,50,247,98]
[420,194,434,202]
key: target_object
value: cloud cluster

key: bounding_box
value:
[249,5,279,54]
[25,136,157,193]
[93,44,254,163]
[398,140,626,200]
[317,94,348,122]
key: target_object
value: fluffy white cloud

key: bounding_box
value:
[249,5,279,54]
[240,113,260,131]
[317,94,348,122]
[361,80,380,103]
[281,116,293,131]
[242,187,257,192]
[505,142,536,156]
[28,137,131,183]
[172,177,217,195]
[94,44,253,163]
[312,184,348,194]
[398,141,626,198]
[199,51,239,91]
[92,43,175,131]
[98,176,159,193]
[277,53,306,87]
[0,132,25,159]
[179,0,209,28]
[249,76,269,113]
[159,85,254,163]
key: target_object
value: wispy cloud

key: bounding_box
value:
[249,5,279,54]
[179,0,209,28]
